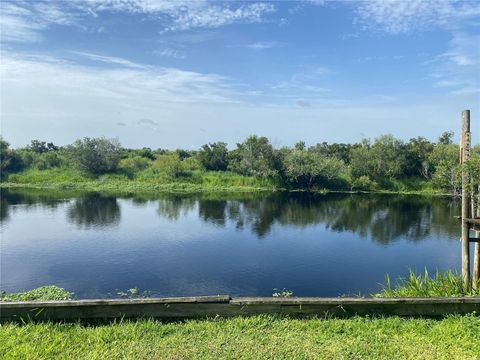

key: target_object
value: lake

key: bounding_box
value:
[0,189,464,298]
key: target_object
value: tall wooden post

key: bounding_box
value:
[473,185,480,290]
[460,110,471,291]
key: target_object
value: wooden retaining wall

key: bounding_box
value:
[1,296,480,322]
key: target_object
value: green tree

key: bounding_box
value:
[0,137,23,174]
[429,143,460,193]
[438,131,454,145]
[68,137,122,174]
[197,142,229,171]
[283,147,346,189]
[228,135,278,177]
[404,137,434,178]
[28,140,59,153]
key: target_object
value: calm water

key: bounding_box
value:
[0,189,463,298]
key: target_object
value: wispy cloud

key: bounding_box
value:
[0,1,75,42]
[1,51,237,105]
[153,48,186,59]
[427,32,480,95]
[163,2,275,32]
[246,41,284,50]
[274,67,331,94]
[354,0,480,34]
[0,1,276,43]
[71,51,150,69]
[354,55,404,64]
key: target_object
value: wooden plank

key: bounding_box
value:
[2,296,480,322]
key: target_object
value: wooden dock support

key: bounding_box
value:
[461,110,471,290]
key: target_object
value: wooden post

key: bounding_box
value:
[473,185,480,291]
[460,110,471,291]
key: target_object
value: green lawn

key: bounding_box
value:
[2,315,480,359]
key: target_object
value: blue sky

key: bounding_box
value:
[1,0,479,149]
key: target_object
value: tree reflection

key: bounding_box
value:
[67,193,121,229]
[156,196,196,220]
[154,192,460,243]
[0,189,70,224]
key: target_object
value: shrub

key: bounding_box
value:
[351,175,377,191]
[119,156,151,175]
[154,154,184,178]
[35,151,63,170]
[67,137,122,174]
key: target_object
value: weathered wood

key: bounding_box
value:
[474,187,480,290]
[1,296,480,322]
[461,109,471,290]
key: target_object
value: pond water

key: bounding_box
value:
[0,189,464,298]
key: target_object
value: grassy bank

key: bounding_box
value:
[2,315,479,359]
[2,272,480,359]
[1,168,444,195]
[1,168,279,193]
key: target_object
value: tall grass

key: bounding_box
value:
[2,168,279,192]
[376,269,480,297]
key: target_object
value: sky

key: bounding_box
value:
[1,0,479,149]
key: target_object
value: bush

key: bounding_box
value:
[351,175,377,191]
[68,137,122,174]
[154,154,184,178]
[119,156,151,175]
[35,151,63,170]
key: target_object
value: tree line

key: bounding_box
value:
[1,132,479,193]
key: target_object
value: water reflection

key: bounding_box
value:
[1,189,462,298]
[1,189,459,243]
[67,193,121,229]
[153,193,459,244]
[0,189,70,224]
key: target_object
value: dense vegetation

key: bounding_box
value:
[1,133,479,194]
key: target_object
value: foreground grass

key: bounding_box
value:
[2,272,480,359]
[1,315,480,359]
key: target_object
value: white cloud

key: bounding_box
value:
[0,1,275,43]
[427,32,480,96]
[1,51,237,108]
[153,48,186,59]
[273,66,331,94]
[71,51,151,69]
[354,0,480,34]
[0,2,74,42]
[163,3,275,32]
[247,41,283,50]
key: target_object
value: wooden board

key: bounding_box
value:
[2,296,480,322]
